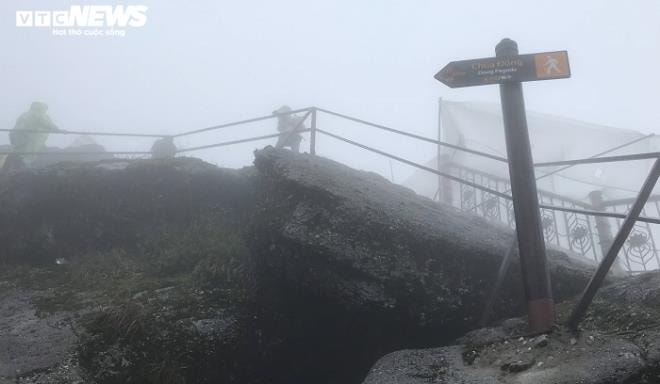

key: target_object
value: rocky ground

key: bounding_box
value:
[0,285,81,383]
[0,212,258,384]
[0,148,650,384]
[0,158,261,383]
[362,271,660,384]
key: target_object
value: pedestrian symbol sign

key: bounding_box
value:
[534,52,569,78]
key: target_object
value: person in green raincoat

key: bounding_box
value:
[4,102,62,170]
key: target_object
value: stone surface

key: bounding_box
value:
[251,147,598,335]
[363,335,646,384]
[362,271,660,384]
[247,147,606,382]
[0,288,81,382]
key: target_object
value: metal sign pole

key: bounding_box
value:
[434,38,571,333]
[496,38,554,334]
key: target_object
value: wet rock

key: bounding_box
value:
[252,148,596,318]
[531,334,548,348]
[0,289,80,382]
[363,271,660,384]
[250,147,599,380]
[458,318,527,347]
[364,333,645,384]
[500,356,535,373]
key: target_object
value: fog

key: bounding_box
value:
[2,0,659,179]
[4,3,660,377]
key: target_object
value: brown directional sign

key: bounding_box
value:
[435,51,570,88]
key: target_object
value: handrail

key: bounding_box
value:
[0,150,151,156]
[533,133,655,183]
[174,107,313,138]
[535,152,660,167]
[0,128,168,138]
[537,203,660,225]
[600,194,660,208]
[318,108,660,170]
[316,128,660,225]
[316,108,509,164]
[176,129,311,153]
[2,107,654,169]
[315,128,512,199]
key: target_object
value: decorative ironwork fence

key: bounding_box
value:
[441,162,660,274]
[602,197,660,273]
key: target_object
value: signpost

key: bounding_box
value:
[435,39,570,334]
[435,50,570,88]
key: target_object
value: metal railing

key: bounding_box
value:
[2,105,658,329]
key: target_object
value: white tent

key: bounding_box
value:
[404,100,658,202]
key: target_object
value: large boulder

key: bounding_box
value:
[249,147,601,382]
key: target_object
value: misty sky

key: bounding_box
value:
[2,0,659,176]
